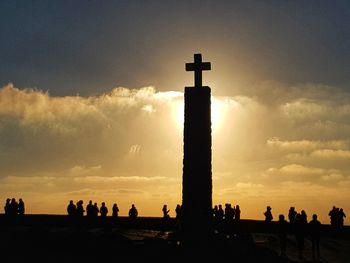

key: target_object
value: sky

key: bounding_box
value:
[0,1,349,224]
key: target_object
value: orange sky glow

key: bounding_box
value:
[0,83,349,225]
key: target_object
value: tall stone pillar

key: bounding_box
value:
[182,54,212,240]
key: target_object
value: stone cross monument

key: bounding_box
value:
[182,53,212,241]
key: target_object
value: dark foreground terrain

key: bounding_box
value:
[0,215,349,263]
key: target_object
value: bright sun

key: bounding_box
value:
[174,97,225,132]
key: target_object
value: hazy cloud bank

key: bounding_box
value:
[0,83,349,221]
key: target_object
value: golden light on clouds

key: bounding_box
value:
[0,83,349,224]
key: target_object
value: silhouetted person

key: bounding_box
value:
[213,205,218,219]
[328,206,337,226]
[338,208,346,227]
[93,202,99,217]
[264,206,273,222]
[300,210,307,224]
[9,198,18,218]
[18,198,25,216]
[86,200,94,218]
[175,204,182,220]
[217,204,224,221]
[129,204,138,219]
[174,204,182,231]
[100,202,108,218]
[216,204,224,232]
[235,205,241,221]
[162,204,170,219]
[309,214,321,261]
[288,207,297,224]
[67,200,76,217]
[213,205,219,230]
[294,213,305,259]
[277,214,288,257]
[4,198,10,216]
[76,200,84,217]
[112,203,119,218]
[224,203,235,234]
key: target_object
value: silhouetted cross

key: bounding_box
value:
[186,54,211,88]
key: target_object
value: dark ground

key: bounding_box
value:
[0,215,349,263]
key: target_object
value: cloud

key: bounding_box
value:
[278,164,325,176]
[310,149,350,160]
[321,173,345,181]
[266,137,348,152]
[0,84,185,176]
[69,165,102,177]
[264,164,348,184]
[1,82,350,221]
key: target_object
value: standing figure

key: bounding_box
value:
[67,200,76,217]
[309,214,321,261]
[10,198,18,217]
[224,203,235,234]
[86,200,94,218]
[338,208,346,227]
[76,200,85,217]
[175,204,182,220]
[300,210,308,224]
[216,204,224,232]
[112,203,119,218]
[100,202,108,218]
[93,202,99,218]
[162,204,170,219]
[294,213,305,259]
[235,205,241,221]
[288,207,297,224]
[128,204,138,219]
[264,206,273,222]
[213,205,218,219]
[18,198,25,216]
[328,206,337,226]
[4,198,11,216]
[278,214,288,257]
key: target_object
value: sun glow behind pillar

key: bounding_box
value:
[174,96,226,133]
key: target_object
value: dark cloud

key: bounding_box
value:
[1,2,350,95]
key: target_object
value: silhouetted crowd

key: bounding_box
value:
[66,200,121,219]
[64,201,185,222]
[2,198,348,260]
[211,203,241,234]
[213,203,241,221]
[275,206,315,260]
[264,205,347,261]
[3,198,25,218]
[328,206,347,228]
